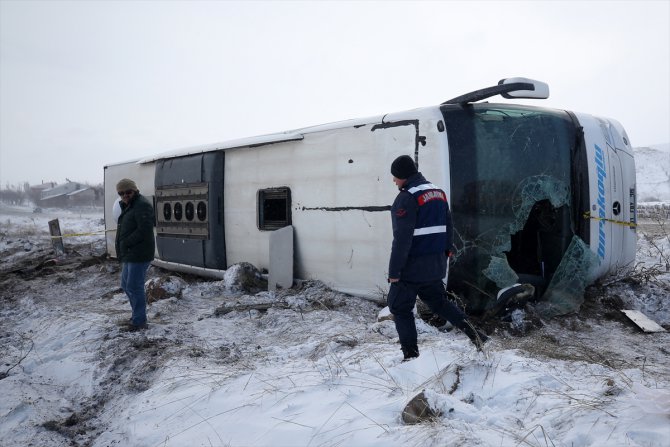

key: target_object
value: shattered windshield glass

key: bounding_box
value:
[441,104,595,316]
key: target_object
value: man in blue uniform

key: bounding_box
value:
[387,155,488,360]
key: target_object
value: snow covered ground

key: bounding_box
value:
[1,201,668,447]
[635,143,670,203]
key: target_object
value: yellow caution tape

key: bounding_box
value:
[583,212,637,228]
[49,229,115,238]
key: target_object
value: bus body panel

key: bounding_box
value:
[608,118,637,267]
[222,108,447,297]
[574,112,637,276]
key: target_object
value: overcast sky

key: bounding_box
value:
[1,0,668,187]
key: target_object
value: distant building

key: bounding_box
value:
[25,182,55,205]
[38,181,102,207]
[28,181,56,197]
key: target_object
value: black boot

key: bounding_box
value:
[460,320,489,351]
[401,345,420,361]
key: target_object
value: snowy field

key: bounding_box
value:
[635,144,670,202]
[1,202,669,447]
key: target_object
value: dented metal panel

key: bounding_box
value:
[621,310,666,333]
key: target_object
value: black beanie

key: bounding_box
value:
[391,155,418,179]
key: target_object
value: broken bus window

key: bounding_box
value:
[441,103,595,316]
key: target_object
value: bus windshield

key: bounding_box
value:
[441,103,593,314]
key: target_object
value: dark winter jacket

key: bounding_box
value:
[388,173,454,282]
[115,193,155,263]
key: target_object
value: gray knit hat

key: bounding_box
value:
[116,178,138,192]
[391,155,418,179]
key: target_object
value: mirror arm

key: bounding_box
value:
[441,82,535,105]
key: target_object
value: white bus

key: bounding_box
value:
[104,78,636,315]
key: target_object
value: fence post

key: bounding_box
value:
[48,219,65,256]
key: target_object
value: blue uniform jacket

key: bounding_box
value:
[388,173,454,282]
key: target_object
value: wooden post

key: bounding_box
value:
[48,219,65,255]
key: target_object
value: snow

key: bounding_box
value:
[2,148,670,447]
[635,145,670,203]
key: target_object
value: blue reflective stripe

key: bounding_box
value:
[413,225,446,236]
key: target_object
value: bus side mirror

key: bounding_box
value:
[442,77,550,105]
[499,77,550,99]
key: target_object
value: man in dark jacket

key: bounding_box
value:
[388,155,488,360]
[115,178,155,331]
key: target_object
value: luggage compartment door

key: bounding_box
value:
[155,152,225,269]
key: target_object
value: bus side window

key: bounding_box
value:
[258,187,292,231]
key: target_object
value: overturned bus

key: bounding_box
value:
[104,78,636,316]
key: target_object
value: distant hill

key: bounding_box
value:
[649,143,670,153]
[634,143,670,203]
